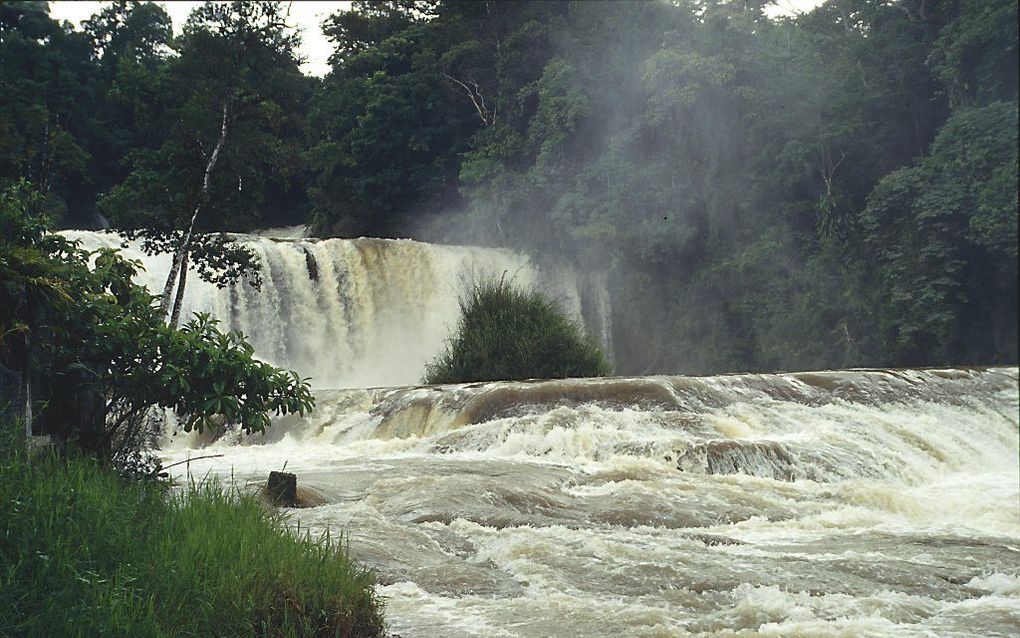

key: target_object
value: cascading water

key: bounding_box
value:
[64,230,1018,636]
[165,367,1020,638]
[63,230,612,388]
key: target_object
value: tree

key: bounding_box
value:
[0,2,99,225]
[320,0,434,66]
[860,101,1018,364]
[98,1,310,327]
[81,1,174,201]
[927,0,1018,108]
[0,182,70,366]
[161,1,308,326]
[307,1,474,237]
[1,182,314,463]
[83,0,172,68]
[0,181,73,451]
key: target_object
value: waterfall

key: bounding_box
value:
[62,230,612,388]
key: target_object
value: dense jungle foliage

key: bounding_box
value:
[1,0,1016,375]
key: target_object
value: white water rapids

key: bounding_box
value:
[164,368,1020,638]
[65,230,1019,636]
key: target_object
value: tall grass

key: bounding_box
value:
[0,451,384,637]
[423,276,611,384]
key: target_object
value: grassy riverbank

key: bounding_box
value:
[0,452,384,637]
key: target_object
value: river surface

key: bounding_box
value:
[164,368,1020,638]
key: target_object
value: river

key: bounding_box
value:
[164,368,1020,638]
[67,230,1019,636]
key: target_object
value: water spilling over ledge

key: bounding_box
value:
[63,230,612,389]
[165,367,1020,638]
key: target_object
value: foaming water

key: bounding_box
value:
[164,368,1020,637]
[63,230,611,388]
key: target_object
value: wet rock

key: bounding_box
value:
[303,249,319,281]
[294,485,327,507]
[676,439,798,481]
[267,471,297,507]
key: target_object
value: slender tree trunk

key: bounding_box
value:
[160,101,231,320]
[22,331,31,464]
[169,251,189,329]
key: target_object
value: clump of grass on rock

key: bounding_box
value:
[423,276,611,384]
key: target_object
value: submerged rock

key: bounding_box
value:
[676,439,798,481]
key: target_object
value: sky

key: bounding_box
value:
[765,0,827,18]
[48,1,352,77]
[48,1,825,78]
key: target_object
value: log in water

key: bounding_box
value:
[166,367,1020,638]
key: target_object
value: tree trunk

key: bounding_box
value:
[169,251,189,329]
[22,331,31,463]
[160,101,231,320]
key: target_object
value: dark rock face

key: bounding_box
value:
[304,249,319,282]
[267,471,297,507]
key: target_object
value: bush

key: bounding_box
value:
[423,276,611,384]
[0,452,385,637]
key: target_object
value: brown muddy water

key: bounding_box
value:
[165,368,1020,638]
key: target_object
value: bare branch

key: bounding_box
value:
[820,145,845,196]
[443,72,493,126]
[160,454,225,471]
[161,101,231,319]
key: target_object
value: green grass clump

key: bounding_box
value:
[423,276,611,384]
[0,452,384,637]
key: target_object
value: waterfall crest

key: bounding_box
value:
[189,366,1019,484]
[63,230,611,388]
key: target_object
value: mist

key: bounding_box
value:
[378,0,1018,375]
[11,0,1018,376]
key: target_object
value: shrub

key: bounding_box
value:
[423,276,611,384]
[0,452,385,637]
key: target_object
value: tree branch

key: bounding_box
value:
[443,72,492,126]
[160,454,225,471]
[161,101,231,319]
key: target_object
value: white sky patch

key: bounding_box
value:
[48,1,351,77]
[49,1,826,77]
[765,0,827,18]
